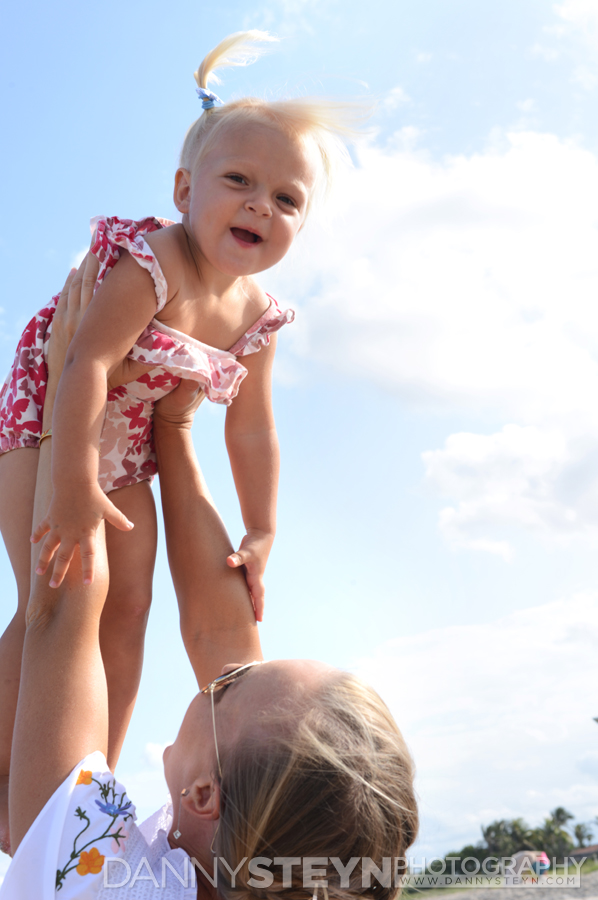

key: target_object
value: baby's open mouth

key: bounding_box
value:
[231,227,262,244]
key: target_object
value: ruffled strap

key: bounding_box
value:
[90,215,174,313]
[229,295,295,357]
[128,321,248,407]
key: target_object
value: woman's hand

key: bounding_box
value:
[50,254,154,392]
[154,379,205,430]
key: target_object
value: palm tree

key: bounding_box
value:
[482,819,536,856]
[574,824,593,848]
[532,810,574,862]
[551,808,574,828]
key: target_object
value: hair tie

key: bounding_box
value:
[196,87,223,110]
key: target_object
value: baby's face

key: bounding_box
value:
[176,120,318,278]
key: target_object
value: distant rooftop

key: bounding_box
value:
[569,844,598,858]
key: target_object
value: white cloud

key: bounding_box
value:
[261,128,598,554]
[516,98,535,112]
[416,52,432,64]
[572,64,598,89]
[529,43,561,61]
[380,86,411,112]
[249,0,339,36]
[555,0,598,49]
[354,592,598,856]
[422,425,598,555]
[144,741,170,768]
[273,130,598,426]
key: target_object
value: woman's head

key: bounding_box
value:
[167,660,418,900]
[177,32,366,231]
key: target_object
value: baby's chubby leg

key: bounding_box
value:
[100,479,157,769]
[0,448,39,854]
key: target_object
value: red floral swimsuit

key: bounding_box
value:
[0,217,294,492]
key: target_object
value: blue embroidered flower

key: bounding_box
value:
[95,799,133,817]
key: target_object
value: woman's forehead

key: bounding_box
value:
[214,660,338,744]
[225,659,335,705]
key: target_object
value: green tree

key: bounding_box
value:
[482,818,537,857]
[532,809,574,862]
[574,824,593,848]
[551,807,574,828]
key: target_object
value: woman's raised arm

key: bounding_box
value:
[154,385,263,688]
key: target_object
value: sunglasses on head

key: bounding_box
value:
[200,661,264,777]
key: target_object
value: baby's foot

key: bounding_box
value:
[0,777,10,856]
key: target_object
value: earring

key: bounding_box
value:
[173,788,190,840]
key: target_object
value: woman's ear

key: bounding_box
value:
[174,168,192,214]
[188,776,221,822]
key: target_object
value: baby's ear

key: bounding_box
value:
[174,168,192,213]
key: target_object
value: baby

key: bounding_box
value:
[0,29,359,850]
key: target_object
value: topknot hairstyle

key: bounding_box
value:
[214,672,418,900]
[180,31,368,208]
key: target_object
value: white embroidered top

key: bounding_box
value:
[1,752,197,898]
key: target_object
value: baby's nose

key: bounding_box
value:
[245,195,272,217]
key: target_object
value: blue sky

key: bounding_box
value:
[2,0,598,871]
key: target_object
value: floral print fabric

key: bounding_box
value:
[0,216,294,493]
[0,752,195,899]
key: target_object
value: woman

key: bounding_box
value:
[1,267,418,897]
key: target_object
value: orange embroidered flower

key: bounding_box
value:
[76,770,92,786]
[76,847,105,876]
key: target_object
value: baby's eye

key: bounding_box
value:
[226,174,247,185]
[278,195,297,208]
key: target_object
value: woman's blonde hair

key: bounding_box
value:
[179,31,368,207]
[215,672,418,900]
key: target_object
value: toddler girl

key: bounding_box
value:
[0,29,359,850]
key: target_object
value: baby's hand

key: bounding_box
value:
[31,484,134,587]
[226,529,274,622]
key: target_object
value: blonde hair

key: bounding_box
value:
[180,31,368,207]
[215,672,418,900]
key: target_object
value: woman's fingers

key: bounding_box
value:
[79,251,100,312]
[107,358,155,390]
[57,267,77,311]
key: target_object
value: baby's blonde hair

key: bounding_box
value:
[180,31,367,208]
[215,671,418,900]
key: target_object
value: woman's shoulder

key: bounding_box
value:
[0,752,135,898]
[1,752,193,897]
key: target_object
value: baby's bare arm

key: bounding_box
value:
[33,253,162,586]
[224,337,279,621]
